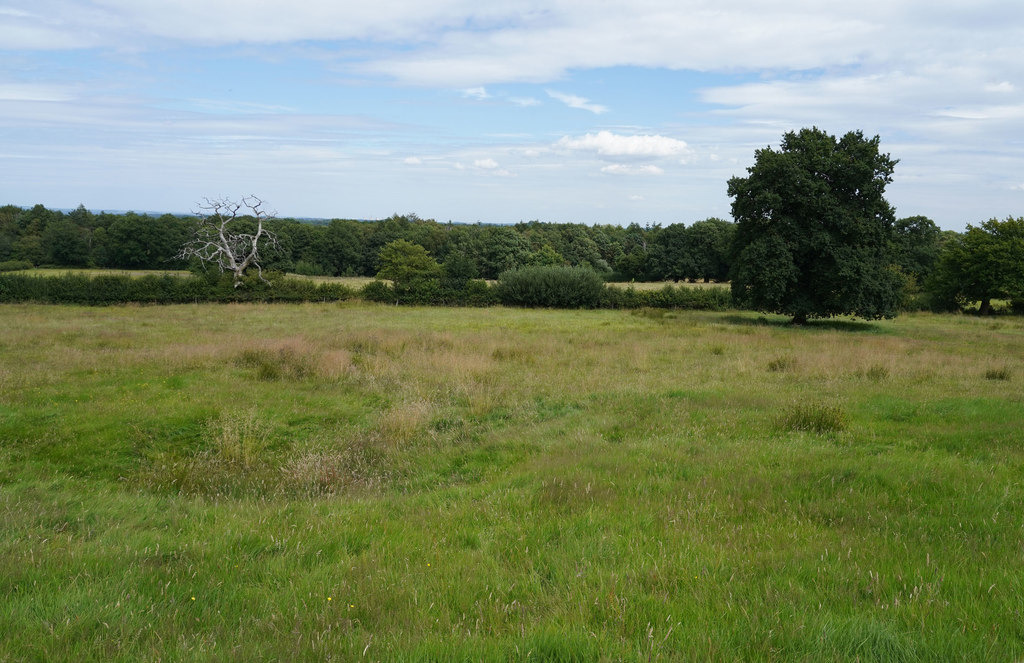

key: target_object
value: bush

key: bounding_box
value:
[0,260,32,272]
[458,279,499,307]
[360,280,396,304]
[497,265,605,308]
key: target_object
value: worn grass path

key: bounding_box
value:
[1,303,1022,661]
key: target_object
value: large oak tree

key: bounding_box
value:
[728,128,904,324]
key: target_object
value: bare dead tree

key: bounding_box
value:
[177,195,280,287]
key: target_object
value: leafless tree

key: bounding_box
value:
[177,195,280,286]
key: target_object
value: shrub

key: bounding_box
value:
[458,279,498,307]
[361,280,396,304]
[497,265,605,308]
[393,277,443,305]
[0,260,32,272]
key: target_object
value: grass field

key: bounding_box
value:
[23,267,194,278]
[605,280,730,290]
[1,303,1022,661]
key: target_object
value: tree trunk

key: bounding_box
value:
[979,298,993,315]
[791,312,808,325]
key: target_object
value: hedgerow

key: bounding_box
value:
[0,272,355,305]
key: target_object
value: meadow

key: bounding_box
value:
[1,303,1022,661]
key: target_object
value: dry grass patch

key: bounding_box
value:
[204,408,271,467]
[283,438,396,496]
[372,399,434,447]
[233,337,354,382]
[767,355,797,373]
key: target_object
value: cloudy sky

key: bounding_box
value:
[2,1,1022,230]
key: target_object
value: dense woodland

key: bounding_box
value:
[0,203,739,282]
[0,202,946,283]
[0,202,1020,314]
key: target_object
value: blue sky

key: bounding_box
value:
[2,1,1023,230]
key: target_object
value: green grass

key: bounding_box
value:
[2,304,1023,661]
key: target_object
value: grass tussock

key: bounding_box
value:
[205,408,270,467]
[864,364,890,381]
[777,402,850,434]
[235,341,317,381]
[282,439,396,497]
[234,338,354,382]
[767,355,796,372]
[984,366,1012,381]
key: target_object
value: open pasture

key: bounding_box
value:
[1,303,1022,661]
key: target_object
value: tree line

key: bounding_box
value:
[0,203,738,282]
[0,200,932,283]
[2,125,1022,318]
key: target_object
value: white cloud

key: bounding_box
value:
[546,90,607,114]
[403,156,422,165]
[462,87,490,100]
[510,97,541,107]
[451,158,513,176]
[6,1,1023,91]
[602,164,664,175]
[0,83,75,102]
[557,131,691,158]
[88,0,501,44]
[985,81,1015,93]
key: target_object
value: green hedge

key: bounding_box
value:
[0,270,734,311]
[0,272,355,305]
[602,283,733,311]
[359,278,499,307]
[496,266,734,310]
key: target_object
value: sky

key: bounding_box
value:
[1,1,1022,231]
